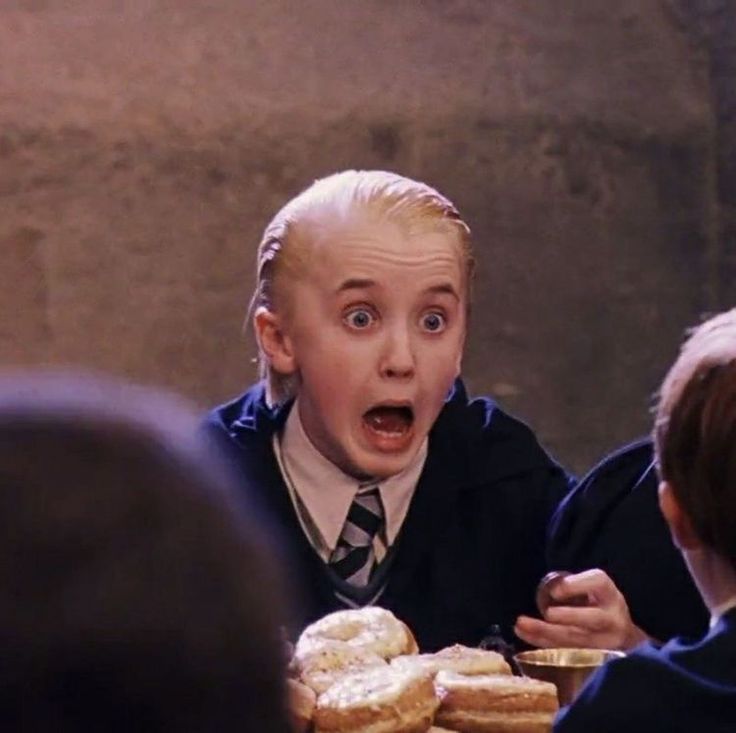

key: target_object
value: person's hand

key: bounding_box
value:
[514,568,649,651]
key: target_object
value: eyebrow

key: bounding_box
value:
[426,283,461,300]
[336,278,375,293]
[335,279,460,300]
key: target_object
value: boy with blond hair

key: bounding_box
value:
[206,169,641,651]
[555,307,736,731]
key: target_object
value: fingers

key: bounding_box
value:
[548,568,617,604]
[514,615,592,649]
[516,600,637,650]
[543,605,611,632]
[522,569,644,650]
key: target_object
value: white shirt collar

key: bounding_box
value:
[279,397,427,554]
[710,594,736,629]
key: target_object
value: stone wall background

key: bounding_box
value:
[1,0,733,474]
[672,0,736,313]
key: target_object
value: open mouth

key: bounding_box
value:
[362,404,415,436]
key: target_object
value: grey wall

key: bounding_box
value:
[1,0,732,474]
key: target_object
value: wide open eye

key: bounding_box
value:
[343,307,376,330]
[420,311,446,333]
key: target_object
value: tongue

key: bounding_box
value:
[364,407,412,434]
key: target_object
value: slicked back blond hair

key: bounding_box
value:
[250,170,474,404]
[653,307,736,568]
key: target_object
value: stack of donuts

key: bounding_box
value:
[287,607,558,733]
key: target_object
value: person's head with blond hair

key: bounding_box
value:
[654,307,736,582]
[251,170,474,403]
[251,169,475,480]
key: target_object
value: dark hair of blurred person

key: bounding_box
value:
[0,372,292,733]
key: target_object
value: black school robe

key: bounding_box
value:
[204,379,573,652]
[547,439,708,643]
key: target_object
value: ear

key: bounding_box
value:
[658,480,702,551]
[454,325,467,378]
[254,306,298,375]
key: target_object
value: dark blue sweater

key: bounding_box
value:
[555,608,736,732]
[204,380,573,652]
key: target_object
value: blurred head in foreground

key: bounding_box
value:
[0,372,291,732]
[654,307,736,609]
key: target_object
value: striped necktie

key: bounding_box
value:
[329,486,384,587]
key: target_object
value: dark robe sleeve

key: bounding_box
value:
[547,439,708,642]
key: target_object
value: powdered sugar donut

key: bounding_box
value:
[434,671,558,732]
[314,664,439,733]
[295,641,388,694]
[392,644,512,677]
[296,607,417,661]
[287,678,317,733]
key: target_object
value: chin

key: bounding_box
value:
[348,451,414,481]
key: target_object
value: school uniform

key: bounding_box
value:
[204,379,573,651]
[547,439,708,642]
[554,606,736,732]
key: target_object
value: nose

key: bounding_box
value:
[379,325,416,380]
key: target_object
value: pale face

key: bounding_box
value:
[272,211,467,479]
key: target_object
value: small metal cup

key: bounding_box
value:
[514,648,625,705]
